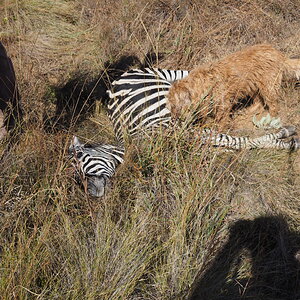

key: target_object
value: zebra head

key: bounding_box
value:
[68,136,125,197]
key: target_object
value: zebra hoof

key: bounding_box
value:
[281,126,297,138]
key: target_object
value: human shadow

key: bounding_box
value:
[189,216,300,300]
[46,52,164,131]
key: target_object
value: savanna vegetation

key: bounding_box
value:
[0,0,300,299]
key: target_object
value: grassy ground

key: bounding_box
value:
[0,0,300,299]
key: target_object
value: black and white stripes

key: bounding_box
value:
[107,68,189,141]
[200,127,299,150]
[69,136,124,197]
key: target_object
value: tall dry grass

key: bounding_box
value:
[0,0,300,299]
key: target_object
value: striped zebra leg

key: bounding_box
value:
[200,126,300,151]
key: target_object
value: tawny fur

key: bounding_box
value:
[167,44,300,127]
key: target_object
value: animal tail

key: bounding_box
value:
[285,58,300,80]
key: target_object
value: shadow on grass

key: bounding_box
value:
[189,216,300,300]
[46,52,164,131]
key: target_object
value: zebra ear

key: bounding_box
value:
[72,136,81,147]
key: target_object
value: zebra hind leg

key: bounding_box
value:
[248,126,299,150]
[199,126,300,151]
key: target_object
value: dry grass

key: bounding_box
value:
[0,0,300,299]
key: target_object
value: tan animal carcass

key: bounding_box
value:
[167,44,300,127]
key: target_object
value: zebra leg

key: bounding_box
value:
[199,127,299,151]
[199,128,249,149]
[247,128,299,150]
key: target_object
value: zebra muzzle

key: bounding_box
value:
[86,175,108,197]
